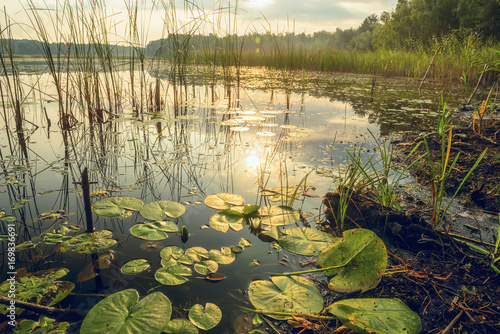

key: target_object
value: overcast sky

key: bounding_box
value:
[2,0,398,42]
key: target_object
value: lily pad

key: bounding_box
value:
[155,264,192,285]
[209,247,236,264]
[121,259,150,275]
[259,206,300,226]
[59,230,117,254]
[185,247,210,262]
[163,318,199,334]
[80,289,172,334]
[0,268,74,315]
[277,227,334,256]
[239,238,251,247]
[130,221,178,240]
[160,246,193,265]
[209,210,246,232]
[194,260,219,275]
[248,276,323,320]
[325,298,422,334]
[204,193,244,210]
[140,200,185,220]
[317,228,387,293]
[188,303,222,330]
[92,196,143,217]
[14,316,70,334]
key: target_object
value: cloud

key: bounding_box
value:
[4,0,398,41]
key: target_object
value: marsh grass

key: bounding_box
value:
[422,126,487,229]
[0,13,29,159]
[325,163,366,230]
[346,130,424,211]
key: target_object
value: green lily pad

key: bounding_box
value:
[44,232,71,244]
[209,247,236,264]
[325,298,422,334]
[194,260,219,275]
[140,200,185,220]
[243,205,260,216]
[239,238,251,247]
[130,221,178,240]
[188,303,222,330]
[160,257,178,267]
[121,259,150,275]
[204,193,244,210]
[163,318,199,334]
[160,245,184,260]
[209,210,246,232]
[59,230,117,254]
[80,289,172,334]
[185,247,210,262]
[0,268,74,315]
[92,196,143,217]
[277,227,334,256]
[160,246,193,265]
[155,264,192,285]
[248,276,323,320]
[14,316,70,334]
[259,206,300,226]
[317,228,387,293]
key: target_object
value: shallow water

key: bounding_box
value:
[0,67,472,332]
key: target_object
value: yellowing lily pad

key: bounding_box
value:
[204,193,244,210]
[209,247,236,264]
[209,210,246,232]
[194,260,219,275]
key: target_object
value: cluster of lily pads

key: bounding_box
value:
[1,192,423,333]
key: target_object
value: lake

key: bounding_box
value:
[0,65,466,332]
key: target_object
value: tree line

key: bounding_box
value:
[3,0,499,56]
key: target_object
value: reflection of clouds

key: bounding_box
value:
[325,117,370,126]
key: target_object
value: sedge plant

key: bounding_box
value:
[423,125,487,229]
[345,130,424,211]
[324,162,365,230]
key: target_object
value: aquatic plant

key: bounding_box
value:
[422,126,487,229]
[346,130,424,210]
[323,162,365,230]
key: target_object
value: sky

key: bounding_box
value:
[1,0,398,42]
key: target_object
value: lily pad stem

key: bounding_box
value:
[268,264,345,276]
[239,306,334,321]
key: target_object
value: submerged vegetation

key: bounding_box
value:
[0,0,499,333]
